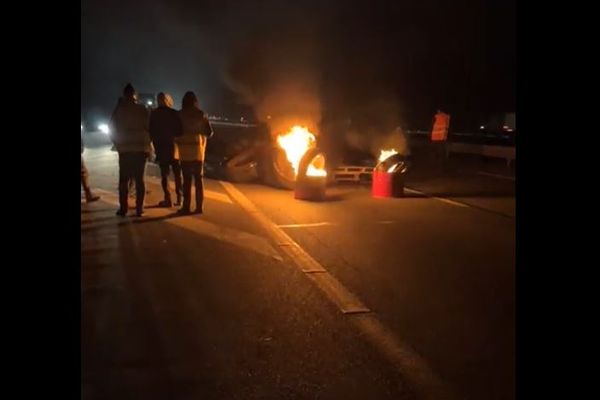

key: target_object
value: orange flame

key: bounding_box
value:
[276,125,327,177]
[379,149,399,163]
[379,149,400,173]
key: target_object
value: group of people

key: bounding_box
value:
[83,83,214,217]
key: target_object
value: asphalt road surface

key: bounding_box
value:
[81,142,514,400]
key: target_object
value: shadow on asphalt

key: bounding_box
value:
[81,208,115,214]
[81,212,193,232]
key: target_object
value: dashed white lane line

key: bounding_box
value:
[219,181,366,312]
[477,171,516,181]
[277,222,335,228]
[433,197,469,208]
[167,217,280,260]
[405,187,469,208]
[219,180,453,400]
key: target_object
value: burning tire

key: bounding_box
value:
[297,147,326,177]
[378,153,408,174]
[295,147,327,201]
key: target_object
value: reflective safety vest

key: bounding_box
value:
[431,112,450,142]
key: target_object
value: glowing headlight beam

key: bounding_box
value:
[98,123,110,135]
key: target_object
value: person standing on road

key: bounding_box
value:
[431,110,450,166]
[81,136,100,203]
[176,91,214,215]
[109,83,151,217]
[110,97,135,199]
[149,93,183,207]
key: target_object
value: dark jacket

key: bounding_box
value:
[109,98,151,153]
[149,106,183,163]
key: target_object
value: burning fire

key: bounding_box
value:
[379,149,399,163]
[276,125,327,177]
[378,149,401,173]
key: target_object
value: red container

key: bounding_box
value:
[372,170,404,198]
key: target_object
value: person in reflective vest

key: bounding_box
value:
[175,91,214,215]
[109,83,151,217]
[431,110,450,165]
[431,110,450,142]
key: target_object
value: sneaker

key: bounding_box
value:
[116,209,127,217]
[176,208,191,215]
[192,209,203,215]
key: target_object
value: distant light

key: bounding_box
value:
[147,100,153,105]
[503,125,509,130]
[480,125,485,130]
[98,123,110,135]
[507,128,514,132]
[81,124,83,131]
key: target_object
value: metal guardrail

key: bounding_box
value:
[447,142,515,167]
[210,120,257,128]
[333,166,374,182]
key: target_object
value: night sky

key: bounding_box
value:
[81,0,515,131]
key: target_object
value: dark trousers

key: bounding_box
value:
[181,160,204,212]
[118,152,147,212]
[159,160,182,202]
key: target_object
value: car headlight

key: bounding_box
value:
[98,123,110,135]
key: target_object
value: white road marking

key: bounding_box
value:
[405,187,469,208]
[433,197,469,208]
[404,187,426,196]
[202,190,233,204]
[477,171,516,181]
[167,217,280,260]
[219,181,363,308]
[277,222,334,228]
[350,314,452,400]
[219,180,452,400]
